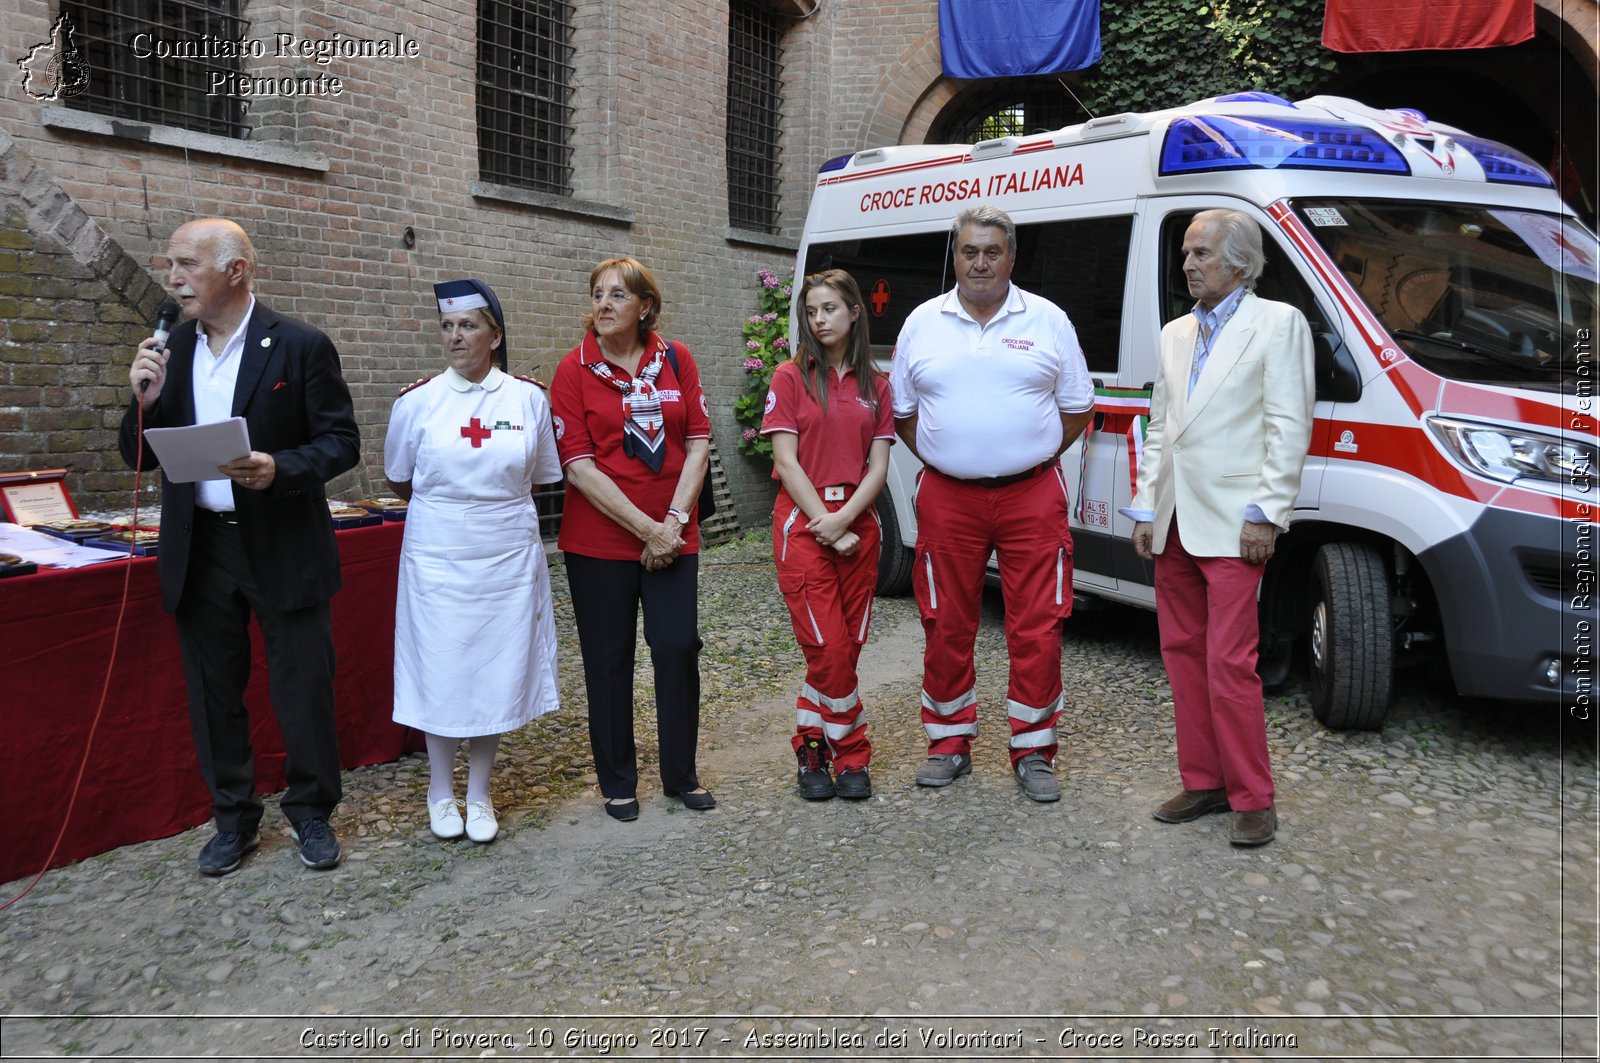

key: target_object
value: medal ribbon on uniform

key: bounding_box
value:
[586,339,669,472]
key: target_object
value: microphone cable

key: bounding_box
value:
[1,398,150,911]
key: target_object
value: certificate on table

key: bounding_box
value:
[142,417,251,482]
[0,523,125,568]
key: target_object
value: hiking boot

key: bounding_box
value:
[796,739,835,800]
[915,752,971,787]
[1014,752,1061,802]
[835,766,872,800]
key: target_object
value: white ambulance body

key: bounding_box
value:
[792,92,1597,728]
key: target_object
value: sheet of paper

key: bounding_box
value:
[0,523,127,568]
[141,417,251,482]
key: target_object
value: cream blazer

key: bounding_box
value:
[1131,291,1315,557]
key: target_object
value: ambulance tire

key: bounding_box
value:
[875,496,914,597]
[1308,542,1393,731]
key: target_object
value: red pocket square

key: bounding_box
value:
[272,381,289,391]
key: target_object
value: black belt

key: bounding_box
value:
[195,508,240,526]
[929,461,1052,489]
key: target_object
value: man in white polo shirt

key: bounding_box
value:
[890,204,1095,801]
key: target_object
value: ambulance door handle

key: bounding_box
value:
[1091,378,1105,431]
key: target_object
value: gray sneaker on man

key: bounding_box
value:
[1014,752,1061,802]
[915,752,972,787]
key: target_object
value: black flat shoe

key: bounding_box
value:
[669,788,716,811]
[604,798,639,822]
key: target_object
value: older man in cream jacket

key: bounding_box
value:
[1126,208,1314,847]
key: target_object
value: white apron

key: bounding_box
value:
[386,368,561,737]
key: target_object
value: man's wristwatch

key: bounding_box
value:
[666,507,689,524]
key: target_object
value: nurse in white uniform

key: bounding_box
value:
[383,279,562,843]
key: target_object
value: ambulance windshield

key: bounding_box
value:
[1293,199,1597,391]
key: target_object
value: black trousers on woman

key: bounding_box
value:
[564,552,703,800]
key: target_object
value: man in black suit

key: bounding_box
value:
[120,218,360,875]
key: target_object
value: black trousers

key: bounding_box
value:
[173,513,342,833]
[565,552,703,799]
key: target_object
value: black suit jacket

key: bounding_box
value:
[119,303,361,614]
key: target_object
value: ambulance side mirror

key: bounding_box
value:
[1313,331,1362,403]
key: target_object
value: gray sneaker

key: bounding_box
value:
[1014,752,1061,802]
[915,752,972,787]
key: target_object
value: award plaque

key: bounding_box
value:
[84,529,160,557]
[0,551,38,578]
[328,505,382,530]
[31,518,116,543]
[0,469,77,524]
[353,496,409,521]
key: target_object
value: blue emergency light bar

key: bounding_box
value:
[1448,135,1554,187]
[818,153,853,173]
[1159,115,1411,177]
[1213,91,1296,108]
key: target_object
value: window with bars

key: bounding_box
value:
[726,1,783,234]
[477,0,575,196]
[61,0,249,139]
[939,85,1079,145]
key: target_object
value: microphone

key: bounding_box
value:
[142,300,179,393]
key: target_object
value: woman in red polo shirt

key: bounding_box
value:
[550,257,714,823]
[760,269,893,801]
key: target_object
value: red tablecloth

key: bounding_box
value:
[0,521,414,884]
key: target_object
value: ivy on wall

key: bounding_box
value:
[1078,0,1341,114]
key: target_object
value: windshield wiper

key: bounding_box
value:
[1391,329,1556,377]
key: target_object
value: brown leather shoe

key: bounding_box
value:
[1152,788,1230,823]
[1230,806,1277,846]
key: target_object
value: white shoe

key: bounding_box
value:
[465,800,498,843]
[428,797,464,839]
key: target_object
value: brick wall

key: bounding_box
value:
[1,0,895,526]
[2,0,1593,527]
[0,132,166,513]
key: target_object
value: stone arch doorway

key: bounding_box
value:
[894,5,1596,221]
[1330,22,1596,220]
[926,79,1089,144]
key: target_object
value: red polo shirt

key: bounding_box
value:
[759,360,893,487]
[551,331,712,559]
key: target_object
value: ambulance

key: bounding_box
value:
[792,92,1597,729]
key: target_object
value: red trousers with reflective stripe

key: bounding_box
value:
[1154,520,1275,810]
[911,467,1073,765]
[772,488,878,770]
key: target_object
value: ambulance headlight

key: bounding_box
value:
[1428,417,1596,487]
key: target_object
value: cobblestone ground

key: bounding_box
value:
[1,535,1595,1062]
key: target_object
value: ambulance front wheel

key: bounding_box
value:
[1308,541,1394,730]
[875,496,914,597]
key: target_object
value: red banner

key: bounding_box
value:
[1323,0,1533,52]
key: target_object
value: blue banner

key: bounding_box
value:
[939,0,1101,79]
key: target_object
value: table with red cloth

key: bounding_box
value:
[0,521,416,884]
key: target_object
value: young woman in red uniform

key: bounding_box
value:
[760,269,893,800]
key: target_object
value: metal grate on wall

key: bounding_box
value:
[61,0,250,138]
[941,85,1080,145]
[726,0,783,234]
[477,0,575,196]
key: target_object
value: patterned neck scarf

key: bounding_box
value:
[585,332,669,472]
